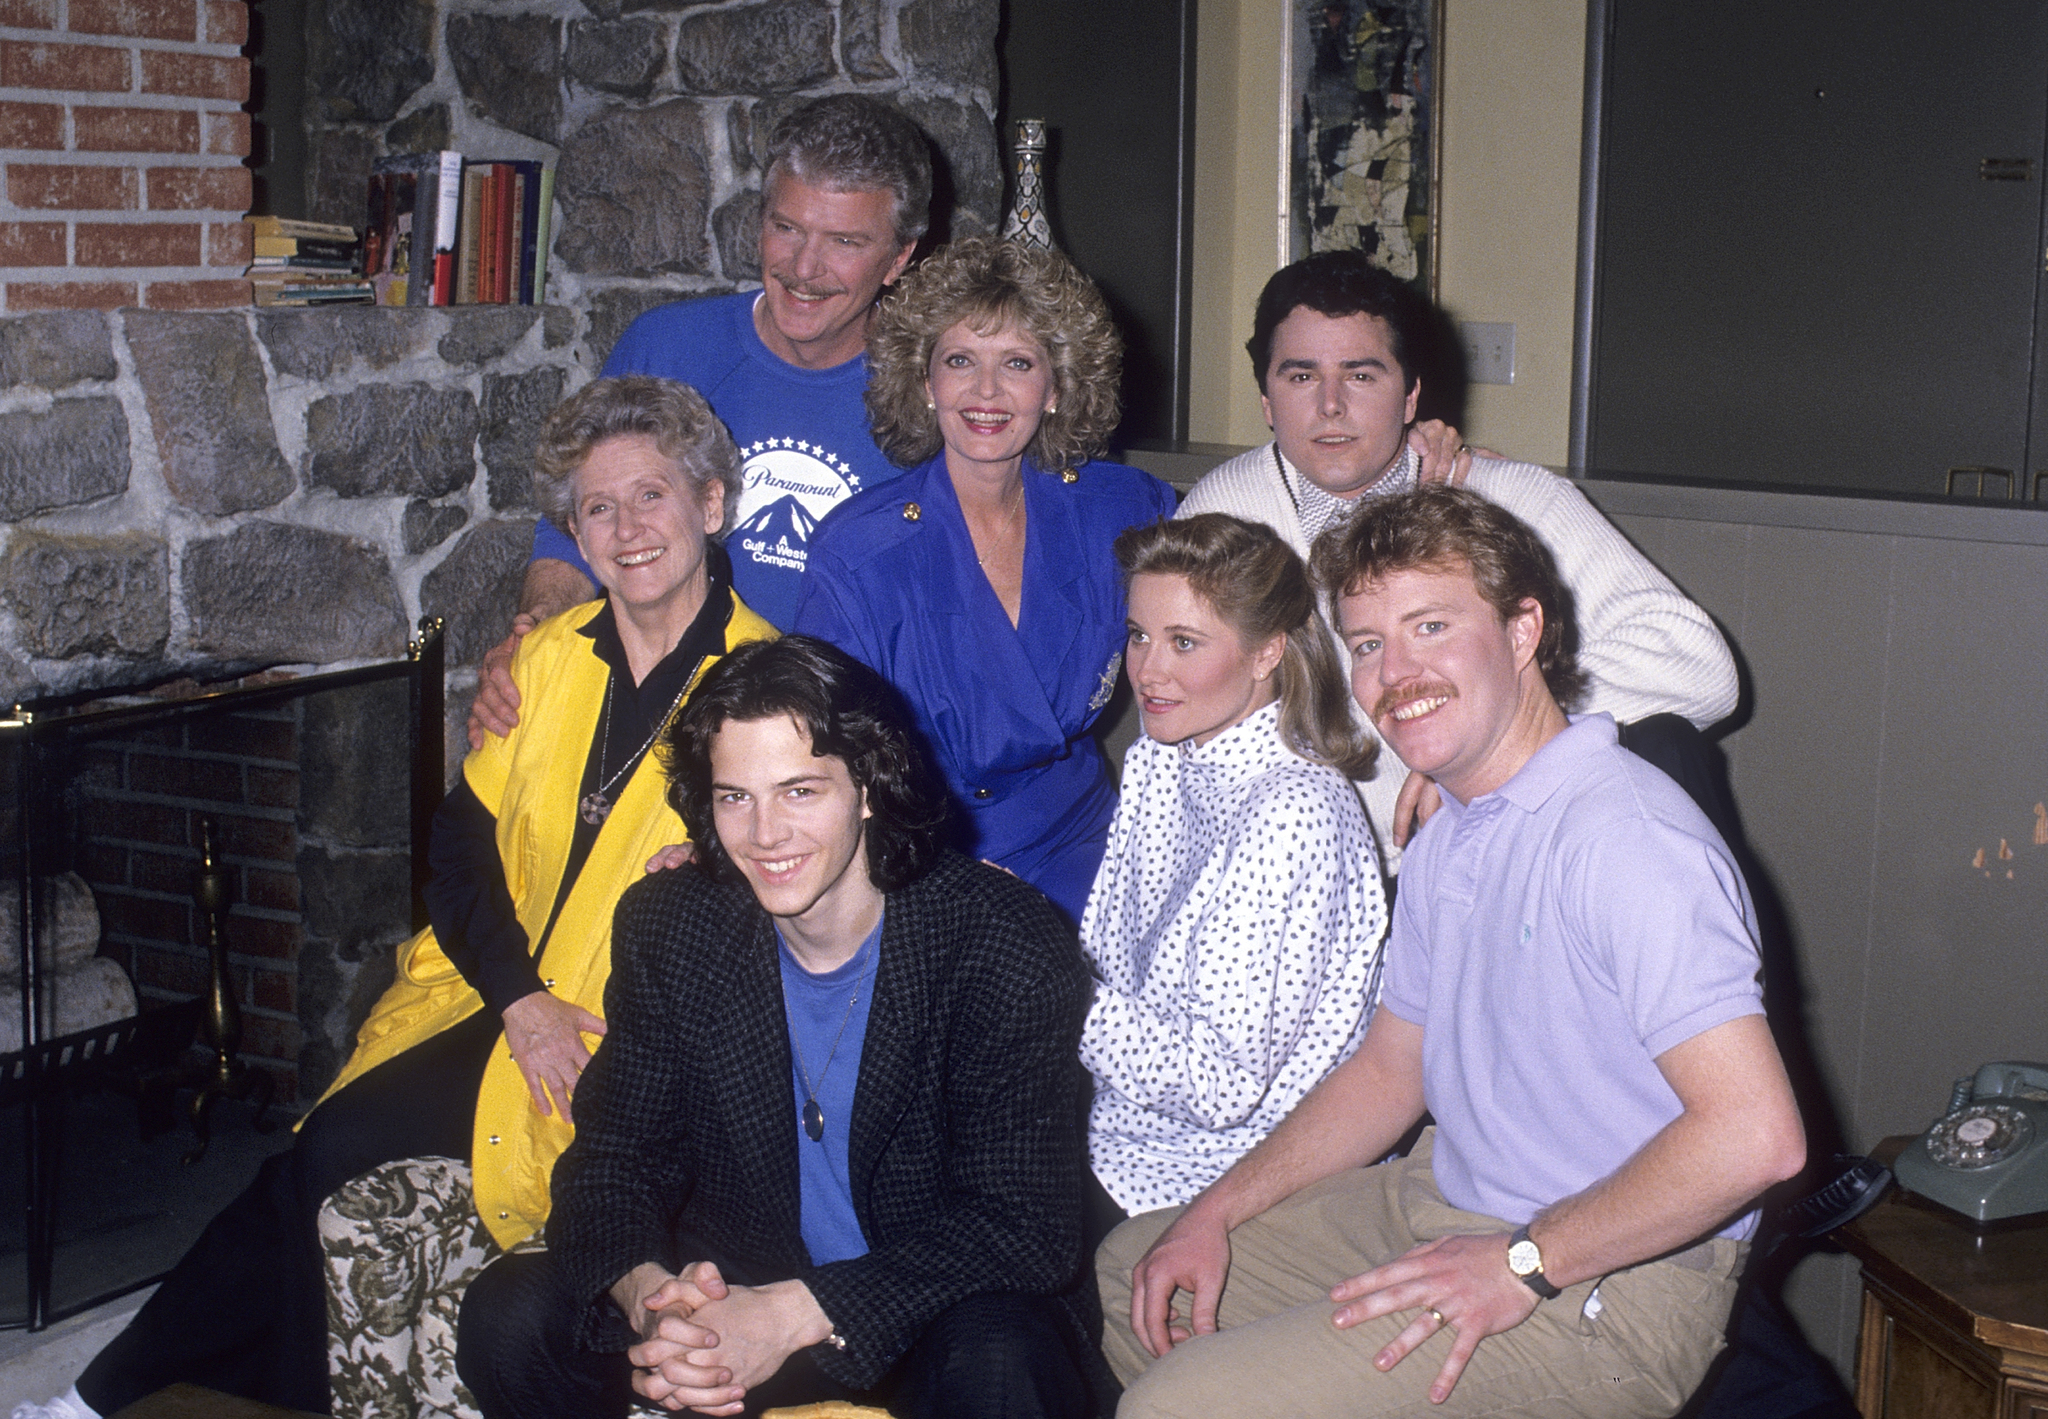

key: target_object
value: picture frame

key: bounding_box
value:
[1282,0,1447,299]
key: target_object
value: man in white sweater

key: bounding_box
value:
[1179,252,1737,871]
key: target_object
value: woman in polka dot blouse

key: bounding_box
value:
[1079,514,1389,1225]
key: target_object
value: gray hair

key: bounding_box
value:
[764,95,932,248]
[532,376,742,539]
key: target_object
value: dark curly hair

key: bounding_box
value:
[1309,484,1588,710]
[662,636,950,892]
[864,235,1122,474]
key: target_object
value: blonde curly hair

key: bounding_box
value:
[864,236,1122,473]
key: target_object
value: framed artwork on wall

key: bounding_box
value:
[1284,0,1446,299]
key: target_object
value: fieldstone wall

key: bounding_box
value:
[1,0,1003,715]
[0,303,580,767]
[302,0,1002,362]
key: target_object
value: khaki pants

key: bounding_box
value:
[1098,1132,1743,1418]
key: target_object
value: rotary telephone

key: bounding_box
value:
[1892,1061,2048,1225]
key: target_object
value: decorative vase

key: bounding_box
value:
[1001,119,1054,250]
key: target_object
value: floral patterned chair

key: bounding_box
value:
[321,1156,499,1419]
[320,1158,894,1419]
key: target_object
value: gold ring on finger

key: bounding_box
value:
[1426,1306,1446,1326]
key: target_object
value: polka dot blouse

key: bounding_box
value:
[1079,700,1388,1213]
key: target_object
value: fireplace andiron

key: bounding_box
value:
[182,815,273,1165]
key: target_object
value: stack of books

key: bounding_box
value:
[365,151,555,307]
[245,216,373,306]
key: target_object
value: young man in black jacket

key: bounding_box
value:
[456,635,1101,1419]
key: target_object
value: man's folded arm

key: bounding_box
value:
[1526,1012,1804,1288]
[1486,465,1739,728]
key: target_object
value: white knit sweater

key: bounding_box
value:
[1178,443,1739,872]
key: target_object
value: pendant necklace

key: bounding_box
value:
[974,485,1026,567]
[790,940,878,1143]
[577,657,706,826]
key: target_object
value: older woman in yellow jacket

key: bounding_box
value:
[43,378,775,1419]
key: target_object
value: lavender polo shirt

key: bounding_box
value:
[1379,715,1766,1241]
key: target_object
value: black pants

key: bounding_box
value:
[75,1009,501,1416]
[458,1249,1094,1419]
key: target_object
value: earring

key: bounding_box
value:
[925,395,936,411]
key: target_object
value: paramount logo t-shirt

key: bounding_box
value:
[538,290,907,628]
[729,437,854,580]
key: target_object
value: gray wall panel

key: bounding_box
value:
[1597,485,2048,1381]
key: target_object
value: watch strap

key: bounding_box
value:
[1508,1224,1562,1300]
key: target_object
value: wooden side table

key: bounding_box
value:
[1834,1138,2048,1418]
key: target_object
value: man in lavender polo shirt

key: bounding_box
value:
[1096,485,1807,1418]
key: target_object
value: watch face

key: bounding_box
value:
[1508,1238,1542,1276]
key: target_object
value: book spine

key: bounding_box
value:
[431,149,463,306]
[456,165,485,304]
[507,168,527,305]
[479,165,500,304]
[253,236,358,261]
[532,165,555,305]
[249,215,359,242]
[493,162,516,304]
[249,256,358,271]
[514,159,542,305]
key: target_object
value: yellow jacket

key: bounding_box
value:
[319,591,775,1248]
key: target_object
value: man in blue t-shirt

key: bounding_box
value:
[471,95,928,743]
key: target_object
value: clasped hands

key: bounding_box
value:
[1132,1214,1538,1404]
[622,1262,833,1415]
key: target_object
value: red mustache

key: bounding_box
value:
[1374,681,1457,722]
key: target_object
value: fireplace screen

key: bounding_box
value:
[3,622,444,1330]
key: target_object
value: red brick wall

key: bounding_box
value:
[81,708,305,1102]
[0,0,252,311]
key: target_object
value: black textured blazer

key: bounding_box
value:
[546,850,1095,1389]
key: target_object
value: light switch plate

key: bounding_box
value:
[1461,321,1516,386]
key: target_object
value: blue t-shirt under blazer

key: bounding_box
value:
[777,913,883,1267]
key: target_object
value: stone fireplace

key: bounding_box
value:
[1,0,1005,1105]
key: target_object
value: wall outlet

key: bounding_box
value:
[1460,321,1516,386]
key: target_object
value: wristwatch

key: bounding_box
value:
[1507,1224,1561,1300]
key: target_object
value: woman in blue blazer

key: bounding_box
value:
[794,236,1176,925]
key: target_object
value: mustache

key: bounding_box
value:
[770,274,848,300]
[1373,681,1457,722]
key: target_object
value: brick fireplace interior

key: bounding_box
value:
[72,677,414,1107]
